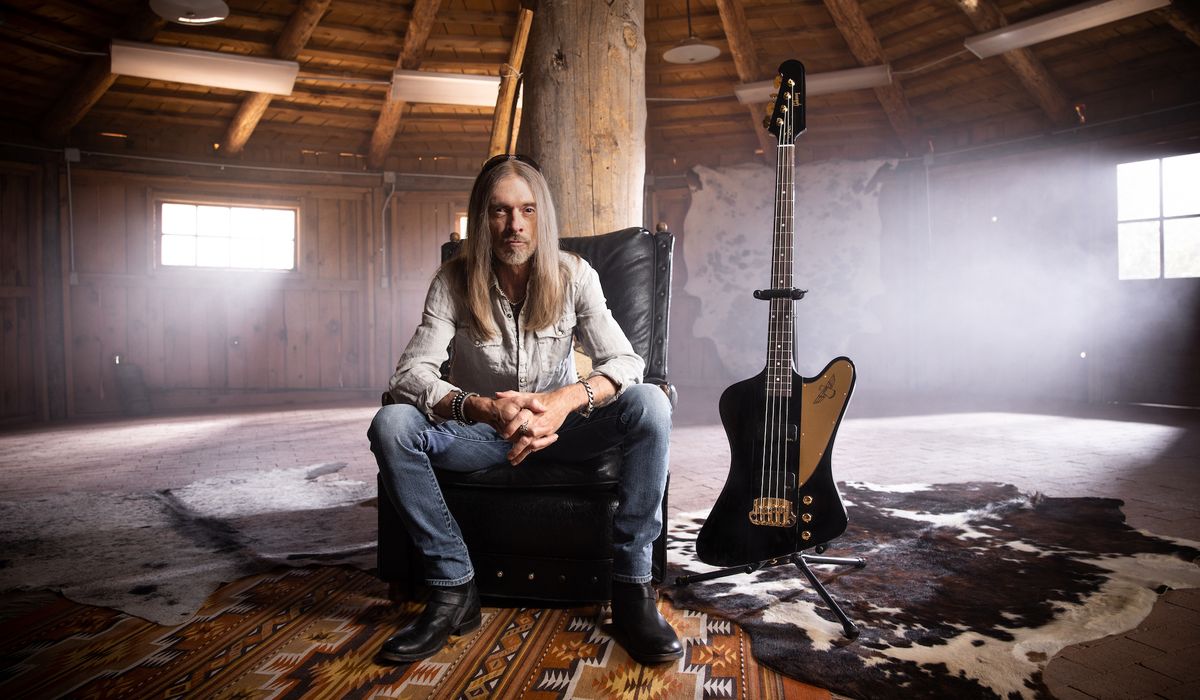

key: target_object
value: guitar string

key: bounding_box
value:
[782,94,794,515]
[760,92,780,512]
[776,94,792,511]
[765,89,789,515]
[776,89,796,515]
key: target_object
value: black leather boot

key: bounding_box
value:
[378,582,481,664]
[608,581,683,665]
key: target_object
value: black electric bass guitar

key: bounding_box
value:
[695,60,857,568]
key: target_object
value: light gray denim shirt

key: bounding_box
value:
[387,252,645,420]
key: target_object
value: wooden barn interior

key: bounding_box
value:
[1,1,1198,698]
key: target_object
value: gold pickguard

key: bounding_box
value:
[796,358,855,486]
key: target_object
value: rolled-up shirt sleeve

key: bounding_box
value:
[386,270,459,420]
[572,259,645,400]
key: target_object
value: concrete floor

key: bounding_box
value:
[1,395,1196,699]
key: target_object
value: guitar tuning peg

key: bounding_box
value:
[762,116,771,129]
[774,75,782,89]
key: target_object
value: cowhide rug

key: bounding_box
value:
[0,464,376,626]
[663,481,1200,700]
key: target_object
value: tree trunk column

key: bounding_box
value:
[518,0,646,237]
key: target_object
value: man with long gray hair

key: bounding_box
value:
[368,154,680,665]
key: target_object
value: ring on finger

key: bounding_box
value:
[518,421,530,436]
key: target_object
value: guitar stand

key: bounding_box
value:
[674,546,866,639]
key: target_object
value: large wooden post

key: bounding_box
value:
[517,0,646,237]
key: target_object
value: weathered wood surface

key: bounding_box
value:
[489,7,535,158]
[223,0,334,154]
[519,0,647,236]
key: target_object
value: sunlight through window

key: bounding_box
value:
[160,202,297,270]
[1116,153,1200,280]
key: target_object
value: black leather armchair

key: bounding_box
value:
[377,226,675,605]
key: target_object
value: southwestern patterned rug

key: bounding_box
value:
[0,565,826,700]
[663,481,1200,700]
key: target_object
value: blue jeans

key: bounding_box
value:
[368,383,671,587]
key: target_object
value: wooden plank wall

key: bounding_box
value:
[6,138,1196,421]
[61,169,460,416]
[0,164,44,424]
[374,191,468,389]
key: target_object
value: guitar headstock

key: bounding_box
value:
[764,59,806,144]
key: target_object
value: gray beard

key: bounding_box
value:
[495,248,533,266]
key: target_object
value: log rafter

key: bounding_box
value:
[367,0,444,169]
[1162,2,1200,47]
[822,0,925,154]
[487,7,534,157]
[714,0,777,159]
[953,0,1077,127]
[38,4,164,143]
[222,0,333,155]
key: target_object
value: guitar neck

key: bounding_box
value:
[766,138,795,397]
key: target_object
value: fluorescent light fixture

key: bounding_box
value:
[963,0,1170,59]
[734,65,893,104]
[390,69,520,108]
[110,39,299,95]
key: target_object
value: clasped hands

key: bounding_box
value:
[479,388,575,465]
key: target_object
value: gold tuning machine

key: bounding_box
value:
[774,75,782,89]
[762,116,771,129]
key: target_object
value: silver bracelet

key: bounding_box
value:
[578,377,595,418]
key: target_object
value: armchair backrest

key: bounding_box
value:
[440,227,674,385]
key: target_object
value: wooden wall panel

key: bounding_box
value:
[284,289,310,388]
[0,298,37,419]
[372,191,469,391]
[0,163,43,423]
[56,169,389,416]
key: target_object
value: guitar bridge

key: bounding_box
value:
[748,498,797,527]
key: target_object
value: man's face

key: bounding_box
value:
[488,174,538,267]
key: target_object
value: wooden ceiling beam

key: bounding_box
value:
[649,6,835,35]
[714,0,776,159]
[487,6,533,157]
[38,4,164,144]
[33,0,116,30]
[83,106,491,142]
[822,0,925,154]
[437,10,518,25]
[953,0,1077,127]
[368,0,444,169]
[222,0,333,155]
[417,61,503,75]
[0,6,108,49]
[1162,2,1200,47]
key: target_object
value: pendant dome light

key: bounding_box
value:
[663,0,720,64]
[149,0,230,26]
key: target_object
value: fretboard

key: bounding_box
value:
[765,140,795,397]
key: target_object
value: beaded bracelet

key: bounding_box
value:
[452,390,479,425]
[577,377,595,418]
